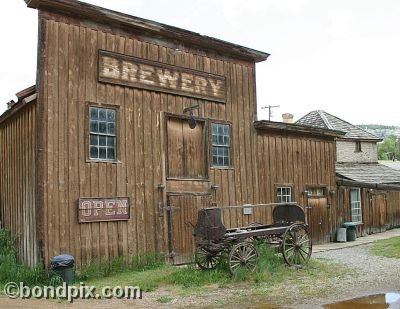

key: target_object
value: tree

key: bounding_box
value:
[378,135,399,160]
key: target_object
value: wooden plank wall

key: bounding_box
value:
[335,186,400,238]
[38,11,263,266]
[0,103,38,266]
[253,132,337,233]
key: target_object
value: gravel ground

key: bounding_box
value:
[295,244,400,308]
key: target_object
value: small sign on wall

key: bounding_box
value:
[78,197,130,223]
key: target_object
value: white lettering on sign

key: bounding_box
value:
[99,50,226,103]
[78,198,130,223]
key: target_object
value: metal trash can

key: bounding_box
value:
[336,227,347,242]
[342,222,357,241]
[50,254,75,284]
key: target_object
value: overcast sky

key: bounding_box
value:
[1,0,399,125]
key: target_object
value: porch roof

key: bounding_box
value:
[336,162,400,185]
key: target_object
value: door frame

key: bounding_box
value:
[160,111,211,262]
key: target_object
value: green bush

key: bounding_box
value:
[0,228,58,287]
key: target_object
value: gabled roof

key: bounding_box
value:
[336,163,400,185]
[0,86,37,125]
[25,0,270,63]
[296,110,382,141]
[254,120,345,139]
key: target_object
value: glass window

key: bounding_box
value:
[89,107,116,161]
[355,141,362,152]
[308,187,325,197]
[350,188,362,223]
[211,123,231,167]
[277,186,292,203]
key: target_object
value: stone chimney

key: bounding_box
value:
[282,113,294,123]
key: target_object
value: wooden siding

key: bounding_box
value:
[37,11,264,265]
[254,132,337,244]
[0,102,38,266]
[336,186,400,238]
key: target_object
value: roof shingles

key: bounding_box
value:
[296,110,381,141]
[336,163,400,185]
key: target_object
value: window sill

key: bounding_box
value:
[86,159,122,164]
[211,166,234,170]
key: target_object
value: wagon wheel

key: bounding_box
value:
[282,223,312,267]
[195,247,221,270]
[228,242,258,275]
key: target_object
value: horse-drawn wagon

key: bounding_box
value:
[193,204,312,274]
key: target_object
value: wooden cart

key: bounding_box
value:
[193,204,312,274]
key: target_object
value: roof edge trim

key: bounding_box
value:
[26,0,270,62]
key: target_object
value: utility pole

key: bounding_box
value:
[261,105,280,121]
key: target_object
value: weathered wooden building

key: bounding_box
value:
[297,110,400,237]
[0,0,344,267]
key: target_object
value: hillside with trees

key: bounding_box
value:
[358,124,400,139]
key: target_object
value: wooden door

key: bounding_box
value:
[307,194,330,244]
[166,117,207,179]
[164,115,210,264]
[371,194,387,233]
[167,194,211,264]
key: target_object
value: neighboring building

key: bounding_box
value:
[296,110,382,163]
[297,110,400,236]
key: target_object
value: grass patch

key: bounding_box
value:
[0,229,60,290]
[370,236,400,258]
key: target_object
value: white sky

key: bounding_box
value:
[1,0,400,125]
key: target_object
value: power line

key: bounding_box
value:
[261,105,280,121]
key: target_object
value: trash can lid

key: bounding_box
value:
[51,254,75,263]
[51,254,75,268]
[342,222,357,227]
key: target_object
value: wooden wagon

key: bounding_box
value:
[193,204,312,274]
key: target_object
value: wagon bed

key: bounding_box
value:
[193,204,312,274]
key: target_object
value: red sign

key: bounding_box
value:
[78,197,130,223]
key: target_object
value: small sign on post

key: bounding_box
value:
[78,197,130,223]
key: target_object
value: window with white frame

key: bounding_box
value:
[211,123,231,167]
[277,186,292,203]
[350,188,362,223]
[89,106,116,161]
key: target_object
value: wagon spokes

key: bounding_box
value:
[282,223,312,267]
[228,242,258,275]
[195,247,221,270]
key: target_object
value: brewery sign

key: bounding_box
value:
[98,50,226,103]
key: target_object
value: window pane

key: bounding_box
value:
[99,147,107,159]
[90,146,98,159]
[107,110,115,122]
[107,136,115,147]
[99,109,107,121]
[90,134,98,146]
[90,107,98,120]
[107,147,115,160]
[99,122,107,134]
[90,121,98,133]
[99,136,107,146]
[107,123,115,135]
